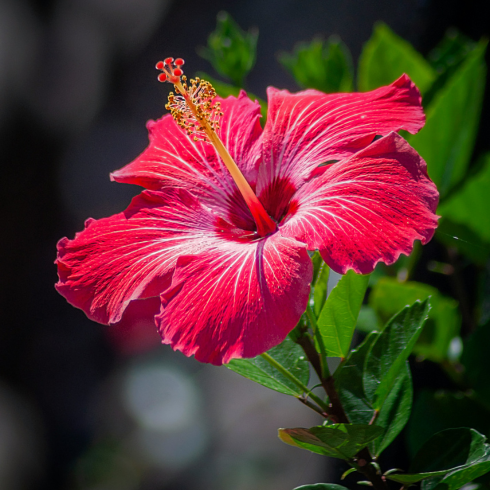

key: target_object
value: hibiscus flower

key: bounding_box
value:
[56,59,438,365]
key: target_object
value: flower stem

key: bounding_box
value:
[259,352,329,412]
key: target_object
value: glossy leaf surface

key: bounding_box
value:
[364,299,429,409]
[369,362,412,456]
[227,336,309,396]
[279,424,383,460]
[387,428,489,483]
[422,446,490,490]
[317,270,370,358]
[335,333,413,456]
[335,332,379,424]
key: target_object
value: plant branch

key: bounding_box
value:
[296,333,349,424]
[296,334,323,379]
[295,335,389,490]
[298,396,329,418]
[353,452,389,490]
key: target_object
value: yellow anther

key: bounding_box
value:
[165,77,223,143]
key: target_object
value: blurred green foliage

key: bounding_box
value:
[408,40,487,197]
[198,11,257,87]
[358,23,436,94]
[278,36,354,93]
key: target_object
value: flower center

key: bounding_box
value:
[156,58,277,238]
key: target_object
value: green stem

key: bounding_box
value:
[260,352,329,412]
[305,304,331,379]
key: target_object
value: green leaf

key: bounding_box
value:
[317,270,370,358]
[198,11,258,86]
[335,333,413,456]
[369,362,412,456]
[278,424,383,460]
[408,40,487,197]
[387,428,489,484]
[294,485,350,490]
[196,71,267,119]
[461,321,490,406]
[364,299,429,410]
[311,251,324,285]
[439,154,490,244]
[369,278,460,362]
[226,336,309,396]
[279,36,354,93]
[424,446,490,490]
[335,332,379,425]
[312,255,330,318]
[358,22,436,93]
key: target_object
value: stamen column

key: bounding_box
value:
[156,58,277,237]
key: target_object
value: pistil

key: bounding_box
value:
[156,58,277,237]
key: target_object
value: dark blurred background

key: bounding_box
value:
[1,0,489,489]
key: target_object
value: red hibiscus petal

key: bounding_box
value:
[280,132,439,274]
[156,233,312,366]
[56,189,220,325]
[256,75,425,218]
[110,91,262,227]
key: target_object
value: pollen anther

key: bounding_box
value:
[165,76,223,142]
[156,59,223,142]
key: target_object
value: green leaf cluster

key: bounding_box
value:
[358,22,436,94]
[198,11,257,87]
[408,40,487,197]
[336,301,428,457]
[228,254,430,464]
[278,36,354,93]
